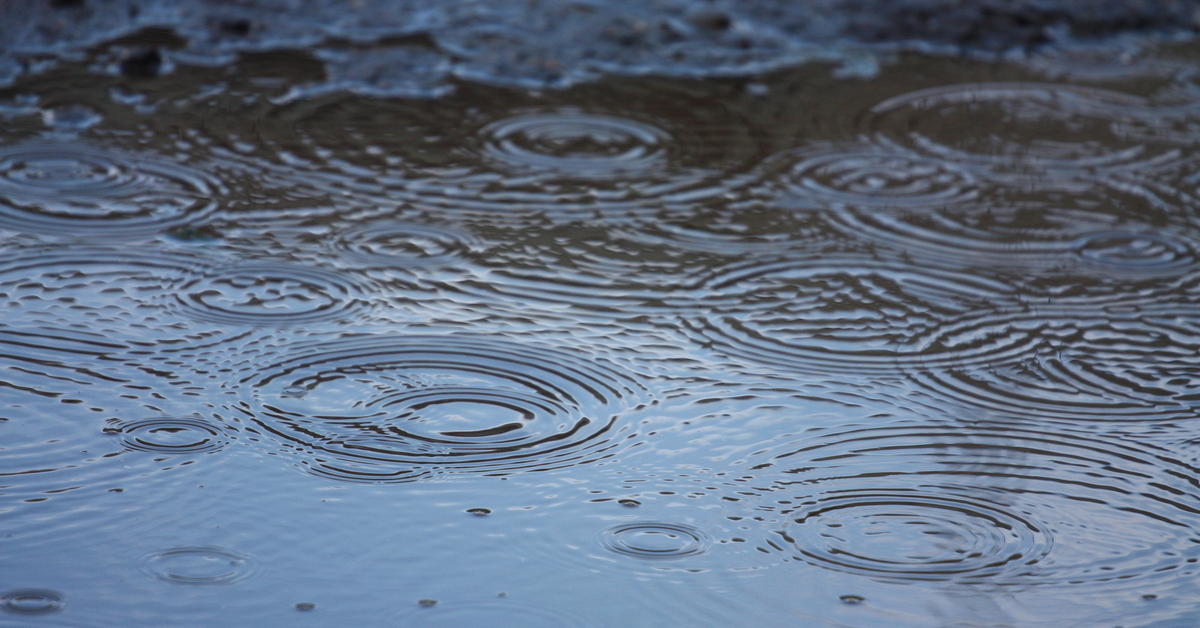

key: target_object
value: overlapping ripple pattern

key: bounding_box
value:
[0,141,222,237]
[230,335,650,482]
[5,36,1200,627]
[754,420,1200,588]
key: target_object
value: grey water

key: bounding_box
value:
[3,30,1200,628]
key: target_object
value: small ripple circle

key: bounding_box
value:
[142,546,256,585]
[168,261,371,326]
[330,222,479,269]
[113,417,229,454]
[0,589,64,615]
[480,109,669,177]
[601,522,712,560]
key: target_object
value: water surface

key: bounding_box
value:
[2,35,1200,627]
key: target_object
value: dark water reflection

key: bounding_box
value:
[2,38,1200,627]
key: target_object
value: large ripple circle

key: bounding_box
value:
[904,306,1200,423]
[0,141,221,236]
[862,82,1178,180]
[755,141,979,209]
[234,335,648,483]
[759,420,1200,587]
[680,256,1023,375]
[788,492,1047,581]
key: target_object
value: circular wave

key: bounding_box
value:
[0,141,222,237]
[141,546,257,585]
[757,420,1200,586]
[480,109,669,178]
[426,223,725,321]
[905,306,1200,423]
[329,221,481,269]
[821,175,1200,273]
[1073,229,1199,273]
[862,82,1179,180]
[600,522,712,560]
[680,256,1024,375]
[232,335,648,483]
[0,589,65,615]
[265,86,765,224]
[167,261,373,326]
[754,141,980,209]
[788,492,1047,581]
[112,417,230,455]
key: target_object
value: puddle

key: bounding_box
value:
[1,24,1200,628]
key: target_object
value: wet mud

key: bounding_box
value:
[1,20,1200,628]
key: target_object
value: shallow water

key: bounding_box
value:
[3,35,1200,627]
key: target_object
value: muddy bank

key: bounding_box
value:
[1,0,1198,93]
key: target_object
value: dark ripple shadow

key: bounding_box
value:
[752,419,1200,587]
[0,141,222,237]
[229,334,651,483]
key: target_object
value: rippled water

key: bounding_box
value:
[3,35,1200,627]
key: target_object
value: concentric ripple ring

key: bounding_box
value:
[481,109,669,177]
[759,420,1200,587]
[0,141,221,236]
[601,522,712,560]
[233,335,648,483]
